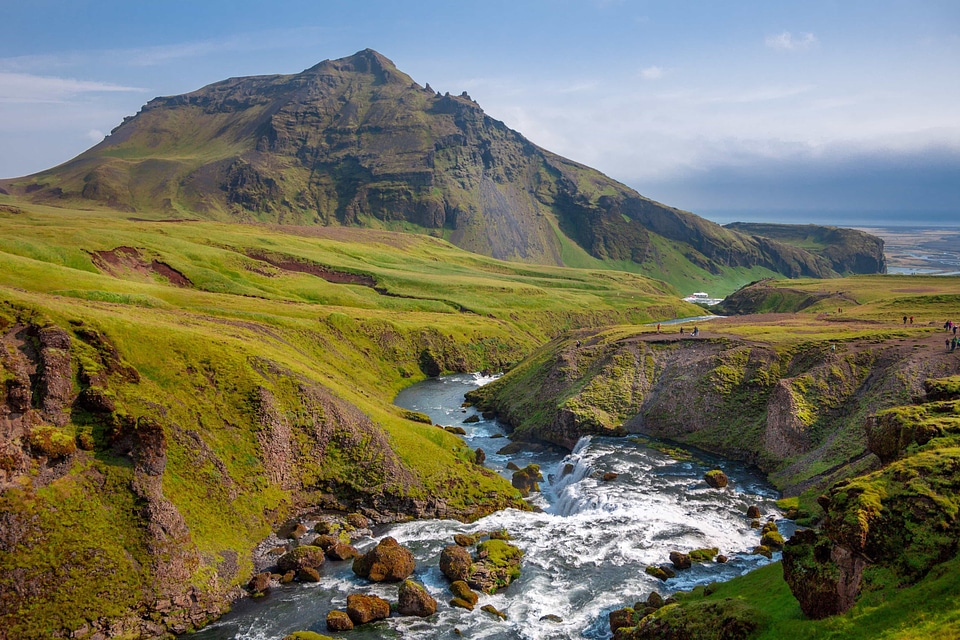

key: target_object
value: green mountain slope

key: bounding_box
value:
[0,49,874,293]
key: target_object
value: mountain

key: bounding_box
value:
[0,49,881,289]
[724,222,886,275]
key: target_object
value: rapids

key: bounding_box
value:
[192,373,792,639]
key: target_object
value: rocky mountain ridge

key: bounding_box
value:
[1,49,883,289]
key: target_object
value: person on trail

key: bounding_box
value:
[693,326,699,337]
[903,316,907,325]
[952,337,958,352]
[954,325,958,336]
[680,327,685,335]
[657,323,661,334]
[910,316,914,324]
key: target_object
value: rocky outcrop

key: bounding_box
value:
[724,223,886,275]
[511,464,542,496]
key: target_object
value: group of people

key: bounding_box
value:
[655,323,699,337]
[946,320,959,351]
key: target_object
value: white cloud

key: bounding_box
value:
[765,31,819,51]
[0,72,144,103]
[640,66,663,80]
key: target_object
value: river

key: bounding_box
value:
[192,373,792,640]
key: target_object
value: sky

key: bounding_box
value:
[1,0,958,224]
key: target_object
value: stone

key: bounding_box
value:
[540,614,563,623]
[602,472,618,482]
[346,593,390,625]
[704,469,729,488]
[454,533,480,547]
[688,547,718,563]
[717,554,728,563]
[761,531,785,549]
[281,570,295,583]
[752,545,773,559]
[328,542,360,560]
[247,571,271,594]
[283,632,334,640]
[313,534,339,551]
[646,591,664,608]
[506,461,521,471]
[474,447,486,465]
[746,505,761,518]
[444,426,467,435]
[464,414,480,423]
[289,523,308,540]
[511,464,542,497]
[750,519,761,529]
[352,536,416,582]
[397,579,437,617]
[481,604,507,620]
[326,610,354,631]
[277,545,325,573]
[450,597,474,611]
[439,545,473,582]
[450,580,479,606]
[297,567,320,582]
[345,513,369,529]
[669,551,691,570]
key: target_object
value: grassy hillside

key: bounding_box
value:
[0,197,701,639]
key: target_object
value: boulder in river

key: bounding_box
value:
[440,545,473,582]
[602,472,618,482]
[704,469,729,488]
[327,542,360,561]
[669,551,692,570]
[511,464,542,496]
[283,631,335,640]
[297,567,320,582]
[746,505,762,518]
[445,426,467,435]
[464,414,480,423]
[352,536,415,582]
[247,572,271,595]
[470,539,523,594]
[277,545,325,573]
[397,579,437,617]
[481,604,507,620]
[346,593,390,625]
[506,461,521,471]
[450,580,479,606]
[326,609,354,631]
[454,533,481,547]
[688,547,719,563]
[761,531,785,549]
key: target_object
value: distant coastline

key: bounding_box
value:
[700,212,960,276]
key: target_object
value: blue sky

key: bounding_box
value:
[1,0,957,223]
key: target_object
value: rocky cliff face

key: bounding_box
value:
[466,328,960,494]
[2,49,876,284]
[783,378,960,618]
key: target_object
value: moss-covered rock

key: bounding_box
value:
[326,610,354,631]
[277,546,325,573]
[511,464,542,496]
[397,579,437,617]
[704,469,728,488]
[346,593,390,625]
[352,536,415,582]
[283,631,335,640]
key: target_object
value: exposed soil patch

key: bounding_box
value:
[90,246,193,287]
[246,251,377,287]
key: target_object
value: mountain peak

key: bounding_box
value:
[306,48,400,82]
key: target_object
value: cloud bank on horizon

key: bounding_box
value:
[1,0,957,221]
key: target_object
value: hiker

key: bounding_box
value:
[657,323,661,334]
[692,326,699,337]
[680,327,685,335]
[576,340,582,348]
[954,325,958,336]
[903,315,907,325]
[952,337,958,352]
[910,316,914,324]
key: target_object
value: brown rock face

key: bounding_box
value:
[782,529,867,619]
[36,326,72,426]
[746,505,761,518]
[439,545,473,582]
[397,579,437,617]
[346,593,390,625]
[352,536,416,582]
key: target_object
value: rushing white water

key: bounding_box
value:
[193,373,791,640]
